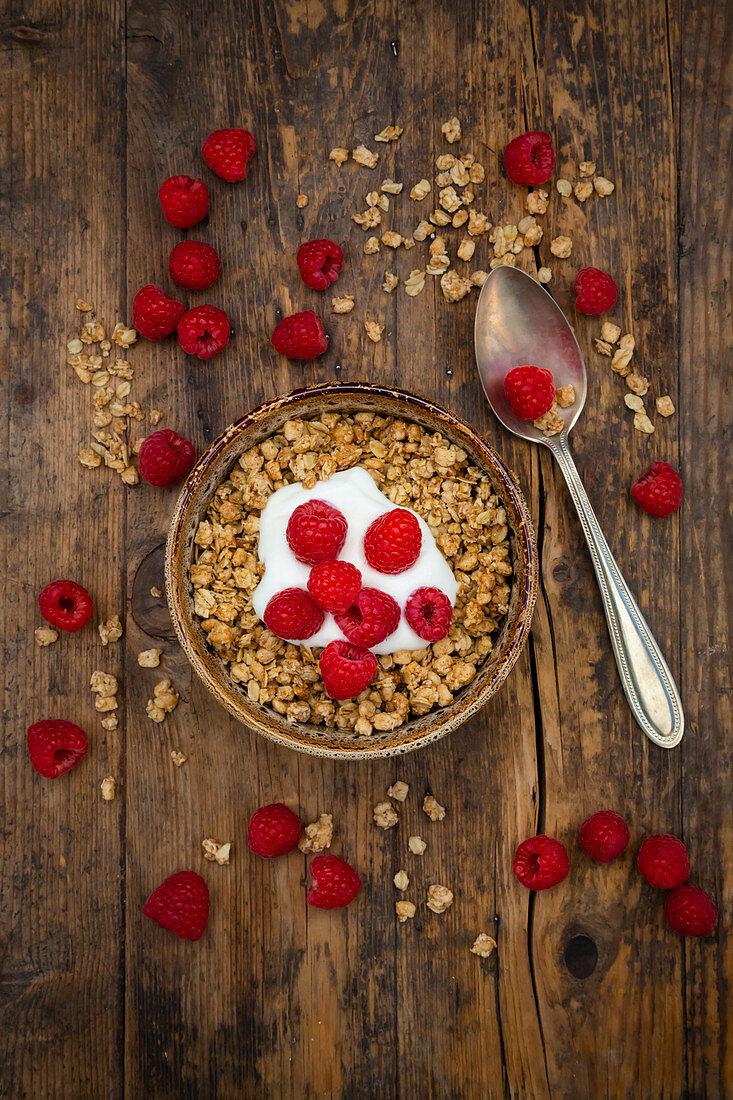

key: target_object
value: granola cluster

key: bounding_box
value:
[594,322,675,436]
[188,412,513,737]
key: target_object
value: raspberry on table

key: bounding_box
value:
[307,559,362,613]
[296,239,344,290]
[27,719,88,778]
[512,834,570,890]
[637,834,690,888]
[247,803,302,858]
[334,587,400,647]
[578,810,630,863]
[263,588,325,641]
[363,509,422,574]
[143,870,209,941]
[169,240,221,290]
[573,267,619,315]
[503,131,555,185]
[138,429,196,488]
[630,462,682,517]
[38,579,93,632]
[158,175,210,228]
[271,310,328,360]
[132,285,186,341]
[286,499,347,565]
[404,587,453,642]
[177,304,230,359]
[319,640,378,700]
[665,884,718,937]
[307,854,361,909]
[202,128,257,182]
[504,365,556,421]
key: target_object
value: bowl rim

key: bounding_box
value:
[165,382,538,759]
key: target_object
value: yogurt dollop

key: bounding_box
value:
[251,467,458,654]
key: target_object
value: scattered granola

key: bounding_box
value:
[394,870,409,891]
[138,648,162,668]
[439,186,463,214]
[457,238,476,262]
[329,147,349,165]
[404,269,426,297]
[556,385,576,408]
[352,208,382,230]
[441,117,461,143]
[374,125,403,142]
[98,615,123,646]
[427,884,453,913]
[76,299,94,312]
[410,179,432,201]
[90,670,119,726]
[34,626,58,647]
[381,272,399,293]
[170,750,187,767]
[556,179,573,197]
[574,180,594,203]
[601,322,621,344]
[625,372,649,396]
[579,160,596,177]
[471,933,497,957]
[332,295,355,313]
[426,236,450,275]
[146,678,179,723]
[549,235,572,258]
[396,900,416,922]
[537,267,552,284]
[408,835,427,855]
[202,838,231,864]
[296,193,308,208]
[298,813,334,853]
[467,209,490,237]
[381,231,402,249]
[387,780,409,802]
[100,776,116,801]
[423,794,445,822]
[611,348,633,376]
[150,586,162,598]
[470,270,489,287]
[624,394,645,412]
[412,220,431,242]
[381,178,403,194]
[374,801,399,829]
[364,236,380,255]
[440,269,472,302]
[656,395,675,417]
[633,412,655,435]
[365,320,384,343]
[353,145,378,168]
[526,189,549,215]
[593,176,615,196]
[595,339,613,356]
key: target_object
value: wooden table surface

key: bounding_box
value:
[2,1,731,1097]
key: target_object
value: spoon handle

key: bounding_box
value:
[548,435,684,748]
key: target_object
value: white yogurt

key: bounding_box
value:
[251,467,458,654]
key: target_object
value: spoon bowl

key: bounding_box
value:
[474,266,586,441]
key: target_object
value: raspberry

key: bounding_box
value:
[503,131,555,185]
[169,240,221,291]
[572,267,619,315]
[335,587,400,648]
[247,803,302,858]
[296,239,344,290]
[630,462,682,518]
[138,429,196,488]
[286,499,347,565]
[512,835,570,890]
[319,640,377,700]
[271,310,328,360]
[158,175,210,228]
[38,579,93,632]
[637,834,690,888]
[132,284,186,341]
[143,871,209,941]
[363,509,422,574]
[307,560,362,613]
[263,588,325,641]
[665,885,717,937]
[404,587,453,642]
[307,854,361,909]
[177,304,230,360]
[578,810,630,863]
[202,128,256,182]
[27,719,88,778]
[503,365,556,420]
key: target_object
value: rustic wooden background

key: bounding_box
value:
[1,0,731,1096]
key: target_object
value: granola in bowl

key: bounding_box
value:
[187,411,513,738]
[166,384,537,758]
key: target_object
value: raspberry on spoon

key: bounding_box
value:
[38,579,93,631]
[503,365,556,420]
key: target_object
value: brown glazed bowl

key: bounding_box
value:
[165,383,538,759]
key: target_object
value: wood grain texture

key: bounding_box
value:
[0,0,730,1097]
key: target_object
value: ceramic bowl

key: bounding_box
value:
[165,383,537,759]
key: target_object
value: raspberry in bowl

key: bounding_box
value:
[165,384,538,758]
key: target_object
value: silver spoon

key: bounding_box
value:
[474,266,683,748]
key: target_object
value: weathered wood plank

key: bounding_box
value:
[0,2,126,1097]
